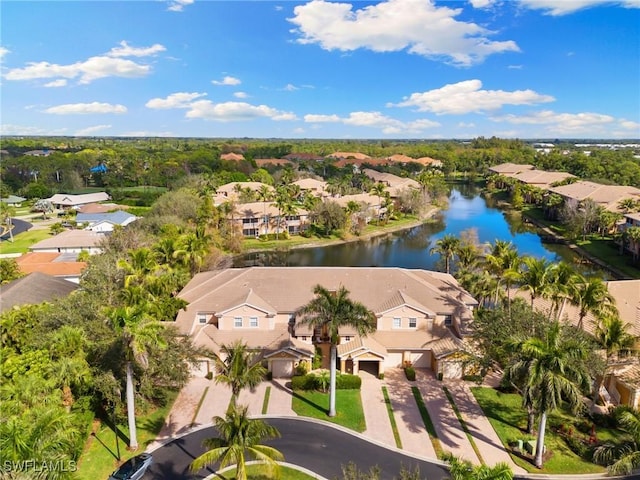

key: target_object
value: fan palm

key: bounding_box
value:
[296,285,376,417]
[190,404,283,480]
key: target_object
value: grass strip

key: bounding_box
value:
[442,386,485,465]
[262,386,271,415]
[191,386,209,428]
[381,386,402,449]
[410,386,444,458]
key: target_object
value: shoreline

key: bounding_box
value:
[238,207,441,255]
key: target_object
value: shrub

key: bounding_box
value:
[291,373,317,390]
[336,374,361,390]
[295,362,309,376]
[205,371,213,380]
[378,373,385,380]
[404,367,416,381]
[265,371,273,381]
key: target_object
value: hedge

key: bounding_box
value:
[291,373,362,390]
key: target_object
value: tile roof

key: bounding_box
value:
[29,230,105,250]
[76,210,136,226]
[49,192,110,206]
[221,153,245,161]
[507,169,576,187]
[329,152,371,160]
[15,252,86,278]
[0,272,78,312]
[549,182,640,212]
[488,163,535,174]
[337,335,387,357]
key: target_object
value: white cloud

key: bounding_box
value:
[233,91,249,99]
[212,75,241,86]
[44,102,127,115]
[305,110,440,134]
[120,130,175,137]
[619,119,640,130]
[43,79,67,87]
[457,121,476,128]
[508,65,523,70]
[288,0,520,66]
[469,0,493,8]
[0,47,9,60]
[275,5,284,11]
[282,83,299,91]
[390,79,555,114]
[490,110,623,134]
[4,41,164,85]
[167,0,194,12]
[146,92,207,109]
[517,0,639,16]
[185,100,297,122]
[107,41,166,58]
[0,124,67,135]
[75,124,112,135]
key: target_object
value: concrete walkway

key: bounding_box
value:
[360,373,397,448]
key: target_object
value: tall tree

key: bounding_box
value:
[505,321,591,468]
[370,182,387,225]
[108,305,166,450]
[190,404,283,480]
[572,276,615,330]
[430,234,461,274]
[594,408,640,475]
[213,341,266,407]
[296,285,376,417]
[518,257,552,310]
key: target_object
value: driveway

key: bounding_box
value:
[149,369,523,473]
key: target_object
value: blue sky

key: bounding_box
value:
[1,0,639,139]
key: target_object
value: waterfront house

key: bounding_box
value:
[175,267,478,379]
[231,202,309,237]
[362,168,421,198]
[488,163,535,175]
[548,181,640,213]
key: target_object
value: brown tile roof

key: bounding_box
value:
[291,178,327,191]
[549,182,640,212]
[221,152,245,161]
[16,252,86,277]
[337,336,387,358]
[414,157,443,167]
[488,163,535,175]
[615,363,640,390]
[29,230,105,250]
[507,169,576,187]
[77,203,123,214]
[255,158,293,167]
[0,272,78,312]
[328,152,371,160]
[233,202,309,218]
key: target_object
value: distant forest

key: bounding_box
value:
[2,136,640,201]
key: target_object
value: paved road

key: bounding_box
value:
[145,417,451,480]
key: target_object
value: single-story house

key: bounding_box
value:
[175,267,478,379]
[220,152,245,162]
[0,272,78,313]
[48,192,111,209]
[15,252,87,284]
[1,195,27,207]
[76,210,137,232]
[29,230,105,255]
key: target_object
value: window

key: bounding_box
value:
[344,336,351,342]
[250,317,258,327]
[393,317,401,328]
[234,317,242,328]
[301,336,308,341]
[197,313,207,324]
[409,318,417,328]
[444,315,453,327]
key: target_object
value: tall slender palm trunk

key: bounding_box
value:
[535,412,548,468]
[126,361,138,450]
[329,345,337,417]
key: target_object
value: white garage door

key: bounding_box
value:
[410,351,432,368]
[271,359,294,378]
[384,352,403,369]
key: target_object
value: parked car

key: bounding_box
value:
[108,453,153,480]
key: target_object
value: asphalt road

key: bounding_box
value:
[145,417,451,480]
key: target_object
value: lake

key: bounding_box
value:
[234,184,606,276]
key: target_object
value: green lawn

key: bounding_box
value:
[576,237,640,279]
[220,464,317,479]
[0,229,51,254]
[471,387,606,475]
[76,390,178,480]
[291,390,366,432]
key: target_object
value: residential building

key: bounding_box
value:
[175,267,477,379]
[505,169,576,189]
[1,195,26,207]
[220,152,245,161]
[48,192,111,209]
[488,163,535,175]
[0,272,78,313]
[214,182,273,205]
[232,202,308,237]
[76,210,137,232]
[548,181,640,212]
[29,230,104,254]
[291,178,327,197]
[15,252,87,283]
[362,168,421,198]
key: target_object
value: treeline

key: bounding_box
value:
[2,137,639,201]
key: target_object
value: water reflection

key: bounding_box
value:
[234,186,608,277]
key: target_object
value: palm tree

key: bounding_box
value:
[546,262,580,321]
[505,321,591,469]
[518,257,552,310]
[108,304,166,450]
[572,276,616,330]
[257,184,273,235]
[174,226,211,276]
[214,341,267,407]
[618,197,640,214]
[273,185,292,239]
[443,453,513,480]
[594,408,640,475]
[484,240,520,307]
[190,404,283,480]
[370,182,387,224]
[430,234,461,274]
[296,285,376,417]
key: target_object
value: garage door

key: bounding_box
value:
[411,351,432,368]
[358,360,379,376]
[384,352,403,369]
[271,359,294,378]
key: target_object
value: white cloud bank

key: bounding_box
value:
[517,0,639,16]
[390,79,555,114]
[288,0,519,66]
[167,0,194,12]
[44,102,127,115]
[304,110,440,134]
[491,110,640,135]
[212,76,241,86]
[75,125,112,136]
[4,41,164,85]
[146,92,296,122]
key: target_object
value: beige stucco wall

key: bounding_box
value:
[219,305,273,330]
[377,305,431,330]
